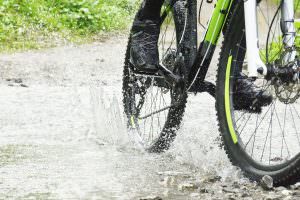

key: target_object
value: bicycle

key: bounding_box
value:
[122,0,300,186]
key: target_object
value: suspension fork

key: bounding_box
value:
[244,0,267,77]
[281,0,297,64]
[244,0,296,77]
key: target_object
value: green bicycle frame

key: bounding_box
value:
[193,0,235,88]
[204,0,234,45]
[162,0,234,87]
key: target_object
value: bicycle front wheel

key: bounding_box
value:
[216,0,300,186]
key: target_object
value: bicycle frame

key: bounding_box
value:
[162,0,296,92]
[188,0,234,90]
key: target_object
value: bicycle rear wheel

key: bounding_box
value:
[122,1,188,152]
[216,0,300,186]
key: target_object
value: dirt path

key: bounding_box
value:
[0,37,299,199]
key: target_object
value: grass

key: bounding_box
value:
[0,0,139,52]
[1,0,299,54]
[259,21,300,63]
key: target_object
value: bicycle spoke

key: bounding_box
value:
[269,102,274,165]
[251,114,260,157]
[244,101,275,149]
[274,104,291,158]
[237,113,253,137]
[288,104,300,146]
[260,101,275,162]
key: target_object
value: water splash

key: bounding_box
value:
[89,86,131,146]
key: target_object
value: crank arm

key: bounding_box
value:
[188,80,216,98]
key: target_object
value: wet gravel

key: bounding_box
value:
[0,36,300,199]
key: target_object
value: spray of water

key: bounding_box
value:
[89,84,239,185]
[89,86,129,146]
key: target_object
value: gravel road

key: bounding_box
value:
[0,36,300,200]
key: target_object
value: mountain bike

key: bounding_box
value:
[122,0,300,186]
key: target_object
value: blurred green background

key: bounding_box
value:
[1,0,299,53]
[0,0,139,52]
